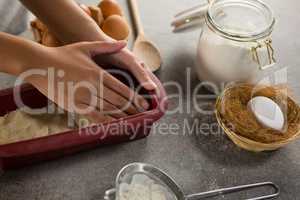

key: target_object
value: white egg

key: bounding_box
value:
[248,96,285,131]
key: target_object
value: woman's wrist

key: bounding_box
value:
[17,44,52,75]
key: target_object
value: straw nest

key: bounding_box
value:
[215,83,300,152]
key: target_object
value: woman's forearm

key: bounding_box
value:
[20,0,111,44]
[19,0,156,91]
[0,32,48,75]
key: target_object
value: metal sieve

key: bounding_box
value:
[104,163,279,200]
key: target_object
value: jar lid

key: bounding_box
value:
[207,0,275,41]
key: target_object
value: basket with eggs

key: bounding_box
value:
[215,83,300,152]
[31,0,130,47]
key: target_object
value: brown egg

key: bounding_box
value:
[88,6,104,26]
[31,27,42,43]
[80,4,92,17]
[42,31,61,47]
[101,15,129,40]
[31,19,48,43]
[31,19,47,32]
[98,0,123,19]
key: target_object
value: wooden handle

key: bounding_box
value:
[128,0,144,35]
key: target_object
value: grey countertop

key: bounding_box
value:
[0,0,300,199]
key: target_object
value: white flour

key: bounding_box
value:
[119,174,177,200]
[195,0,274,85]
[196,27,263,84]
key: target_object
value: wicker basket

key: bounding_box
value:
[215,85,300,152]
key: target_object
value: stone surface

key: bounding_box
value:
[0,0,300,200]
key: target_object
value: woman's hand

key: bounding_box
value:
[20,0,157,92]
[22,41,150,123]
[94,47,157,91]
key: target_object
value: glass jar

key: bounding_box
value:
[196,0,276,86]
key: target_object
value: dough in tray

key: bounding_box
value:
[0,109,71,145]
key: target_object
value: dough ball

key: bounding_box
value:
[102,15,129,40]
[99,0,123,19]
[88,6,104,26]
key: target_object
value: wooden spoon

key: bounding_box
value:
[128,0,162,72]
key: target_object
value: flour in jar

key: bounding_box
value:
[196,27,270,84]
[119,174,177,200]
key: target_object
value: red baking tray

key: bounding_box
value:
[0,72,167,170]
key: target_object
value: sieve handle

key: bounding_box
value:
[104,188,116,200]
[186,182,280,200]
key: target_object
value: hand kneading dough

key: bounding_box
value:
[0,109,70,145]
